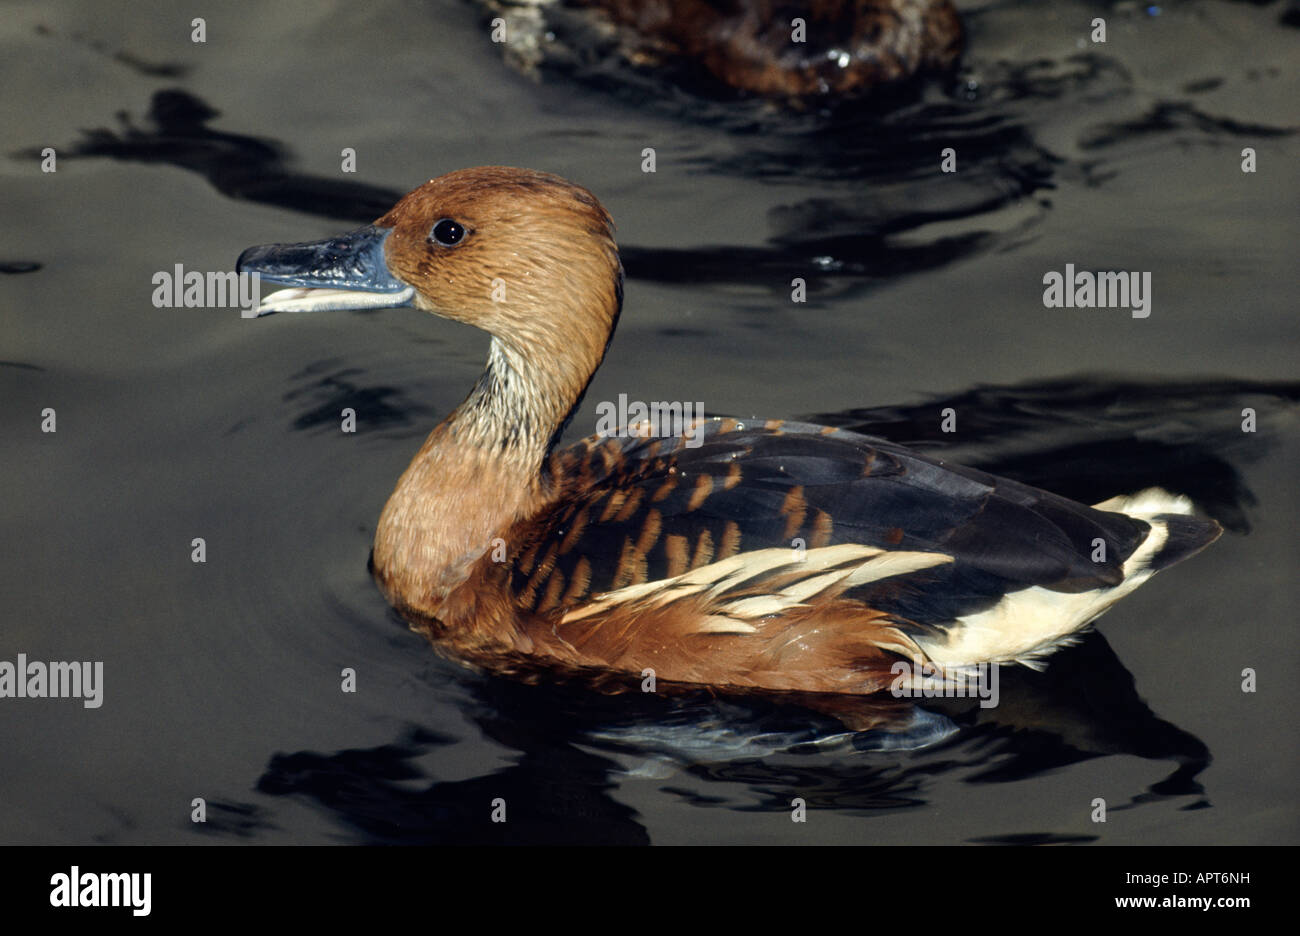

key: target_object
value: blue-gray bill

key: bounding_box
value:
[236,224,414,316]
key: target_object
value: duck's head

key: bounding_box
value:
[238,167,623,429]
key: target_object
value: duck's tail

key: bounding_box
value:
[1092,487,1223,574]
[919,487,1221,673]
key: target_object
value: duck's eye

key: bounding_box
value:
[430,219,466,247]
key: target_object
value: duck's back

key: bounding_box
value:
[468,418,1219,690]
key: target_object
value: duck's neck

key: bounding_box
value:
[371,336,593,619]
[449,337,584,459]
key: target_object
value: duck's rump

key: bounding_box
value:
[501,417,1218,679]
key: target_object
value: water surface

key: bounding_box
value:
[1,0,1297,844]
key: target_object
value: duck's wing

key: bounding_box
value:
[523,417,1141,602]
[506,417,1217,672]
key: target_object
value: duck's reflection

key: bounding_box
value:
[249,628,1207,843]
[807,375,1300,535]
[474,628,1212,809]
[256,724,648,845]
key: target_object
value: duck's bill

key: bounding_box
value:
[236,224,415,318]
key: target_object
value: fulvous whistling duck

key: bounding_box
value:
[483,0,963,99]
[237,166,1221,698]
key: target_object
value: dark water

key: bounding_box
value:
[1,0,1296,844]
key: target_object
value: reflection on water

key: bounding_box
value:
[280,358,435,434]
[249,629,1209,844]
[257,725,649,845]
[22,85,1043,283]
[24,0,1294,301]
[14,88,401,223]
[809,375,1300,534]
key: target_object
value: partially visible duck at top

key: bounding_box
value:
[481,0,964,101]
[236,167,1220,699]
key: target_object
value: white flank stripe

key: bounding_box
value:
[562,544,952,625]
[843,550,954,586]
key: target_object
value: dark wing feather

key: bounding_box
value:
[509,418,1149,624]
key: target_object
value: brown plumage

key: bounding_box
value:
[236,167,1222,707]
[483,0,964,100]
[579,0,964,97]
